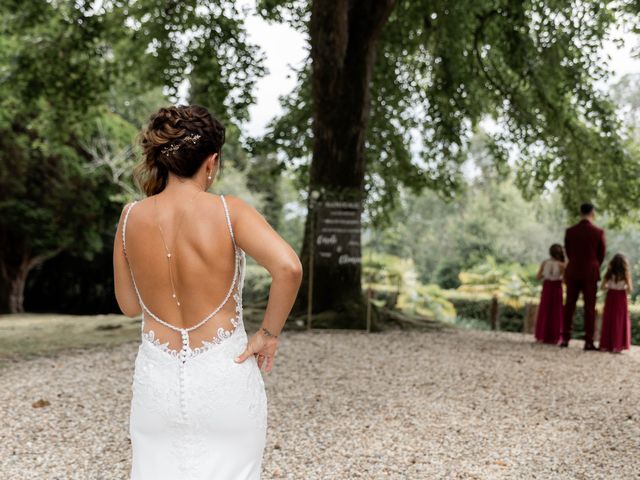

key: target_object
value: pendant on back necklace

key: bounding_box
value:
[154,188,202,308]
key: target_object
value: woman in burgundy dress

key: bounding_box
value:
[534,244,566,344]
[599,253,632,353]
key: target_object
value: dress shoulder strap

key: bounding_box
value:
[219,194,237,249]
[122,201,138,257]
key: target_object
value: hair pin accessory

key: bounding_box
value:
[161,143,180,155]
[161,134,202,155]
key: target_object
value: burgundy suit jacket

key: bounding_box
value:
[564,219,606,282]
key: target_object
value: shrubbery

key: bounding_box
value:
[363,252,456,323]
[444,289,640,345]
[377,256,640,345]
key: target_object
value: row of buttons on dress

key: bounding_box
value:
[179,329,189,421]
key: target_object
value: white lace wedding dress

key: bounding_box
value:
[122,195,267,480]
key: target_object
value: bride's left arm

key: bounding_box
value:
[113,203,143,317]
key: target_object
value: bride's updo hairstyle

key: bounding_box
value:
[135,105,226,196]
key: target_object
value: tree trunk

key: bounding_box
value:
[294,0,397,328]
[0,250,60,313]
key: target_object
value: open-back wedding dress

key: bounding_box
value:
[122,194,267,480]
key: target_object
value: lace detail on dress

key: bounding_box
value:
[173,430,207,478]
[141,329,180,360]
[190,297,241,357]
[141,291,242,362]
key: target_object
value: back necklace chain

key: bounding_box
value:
[153,188,202,308]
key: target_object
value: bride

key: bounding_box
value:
[112,105,302,479]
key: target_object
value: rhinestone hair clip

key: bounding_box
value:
[161,134,202,155]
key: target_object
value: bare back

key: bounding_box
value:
[122,192,244,355]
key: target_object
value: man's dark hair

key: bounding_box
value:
[580,203,595,216]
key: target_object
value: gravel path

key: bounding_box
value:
[1,329,638,479]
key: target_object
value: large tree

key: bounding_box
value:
[0,1,118,313]
[258,0,640,327]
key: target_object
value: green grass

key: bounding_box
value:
[0,305,448,365]
[0,314,141,362]
[0,306,270,365]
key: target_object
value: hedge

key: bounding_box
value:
[443,290,640,345]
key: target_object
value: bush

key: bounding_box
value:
[443,290,640,345]
[457,256,540,301]
[445,291,493,323]
[399,284,457,323]
[364,252,456,322]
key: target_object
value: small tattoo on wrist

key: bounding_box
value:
[261,327,277,338]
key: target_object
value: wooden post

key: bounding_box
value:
[366,286,372,333]
[365,247,373,333]
[306,201,315,331]
[490,295,499,330]
[523,302,537,334]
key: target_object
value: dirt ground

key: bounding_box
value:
[1,324,638,479]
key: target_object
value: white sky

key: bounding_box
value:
[243,14,307,137]
[243,13,640,138]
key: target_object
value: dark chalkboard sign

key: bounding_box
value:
[314,200,362,266]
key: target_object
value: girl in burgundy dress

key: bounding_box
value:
[534,244,566,344]
[599,253,632,353]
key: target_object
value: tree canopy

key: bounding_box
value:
[4,0,640,319]
[258,0,640,224]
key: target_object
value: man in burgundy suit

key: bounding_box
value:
[561,203,606,349]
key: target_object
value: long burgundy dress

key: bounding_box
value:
[535,259,564,344]
[599,279,632,353]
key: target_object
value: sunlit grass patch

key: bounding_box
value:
[0,314,140,363]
